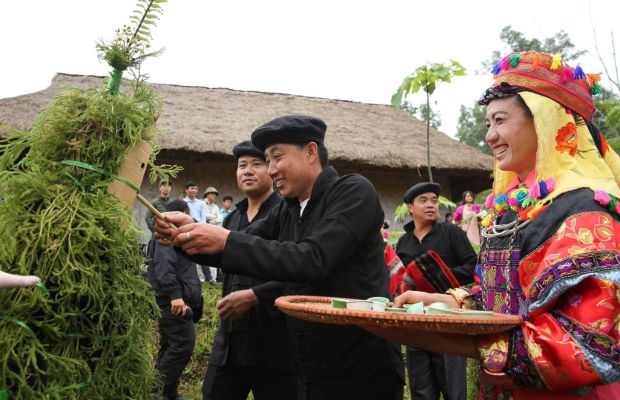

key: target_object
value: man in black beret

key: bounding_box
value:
[156,115,405,400]
[395,182,476,400]
[203,140,295,400]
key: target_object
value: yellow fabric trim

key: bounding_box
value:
[492,92,620,200]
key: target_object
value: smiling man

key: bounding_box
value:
[155,115,404,400]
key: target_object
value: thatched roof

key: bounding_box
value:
[0,73,492,172]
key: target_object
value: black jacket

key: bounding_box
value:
[396,220,477,286]
[209,192,293,371]
[191,166,404,382]
[147,240,201,306]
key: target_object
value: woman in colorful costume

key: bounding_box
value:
[365,51,620,399]
[453,190,482,245]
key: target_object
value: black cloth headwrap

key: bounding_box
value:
[478,82,525,106]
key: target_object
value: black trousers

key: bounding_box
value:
[296,366,403,400]
[203,362,297,400]
[157,305,196,397]
[406,347,466,400]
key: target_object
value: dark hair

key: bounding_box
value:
[159,179,171,187]
[222,195,233,202]
[461,190,475,204]
[445,212,453,218]
[296,142,329,168]
[382,221,390,229]
[166,199,190,213]
[184,180,198,189]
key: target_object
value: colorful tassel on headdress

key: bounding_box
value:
[485,193,495,209]
[573,65,586,80]
[561,66,574,82]
[591,82,602,95]
[532,53,541,69]
[491,62,502,75]
[500,56,510,71]
[587,73,602,83]
[509,54,521,67]
[550,53,563,70]
[528,183,541,199]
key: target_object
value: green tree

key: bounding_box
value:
[392,61,466,182]
[482,25,586,70]
[400,100,442,129]
[456,104,490,155]
[594,88,620,149]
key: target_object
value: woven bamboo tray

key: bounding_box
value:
[275,295,522,335]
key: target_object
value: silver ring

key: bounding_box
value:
[185,232,191,241]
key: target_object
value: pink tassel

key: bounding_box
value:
[500,56,510,70]
[594,190,611,206]
[545,178,555,193]
[529,183,541,199]
[562,66,574,82]
[614,203,620,214]
[485,193,495,209]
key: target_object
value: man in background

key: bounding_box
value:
[145,179,172,233]
[396,182,476,400]
[203,187,222,284]
[183,181,206,223]
[147,199,202,400]
[219,195,234,224]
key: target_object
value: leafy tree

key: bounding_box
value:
[594,88,620,149]
[482,25,586,70]
[392,61,466,182]
[400,100,442,129]
[456,104,490,155]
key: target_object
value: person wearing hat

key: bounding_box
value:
[202,140,295,400]
[155,114,405,400]
[145,179,173,233]
[395,182,476,400]
[203,187,223,226]
[365,52,620,399]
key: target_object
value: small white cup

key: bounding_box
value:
[372,301,386,312]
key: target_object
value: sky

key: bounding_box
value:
[1,0,619,137]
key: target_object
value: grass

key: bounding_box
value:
[156,285,480,400]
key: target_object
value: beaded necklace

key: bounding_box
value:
[481,179,554,238]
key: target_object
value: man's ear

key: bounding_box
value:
[305,141,319,163]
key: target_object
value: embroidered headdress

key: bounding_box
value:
[479,51,620,227]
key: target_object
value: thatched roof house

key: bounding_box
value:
[1,73,493,231]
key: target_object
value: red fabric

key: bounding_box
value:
[514,212,620,390]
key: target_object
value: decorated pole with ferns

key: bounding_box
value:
[391,61,466,182]
[0,1,181,398]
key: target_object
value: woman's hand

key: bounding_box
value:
[393,290,459,308]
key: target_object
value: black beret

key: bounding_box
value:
[251,115,327,152]
[232,140,265,160]
[403,182,441,203]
